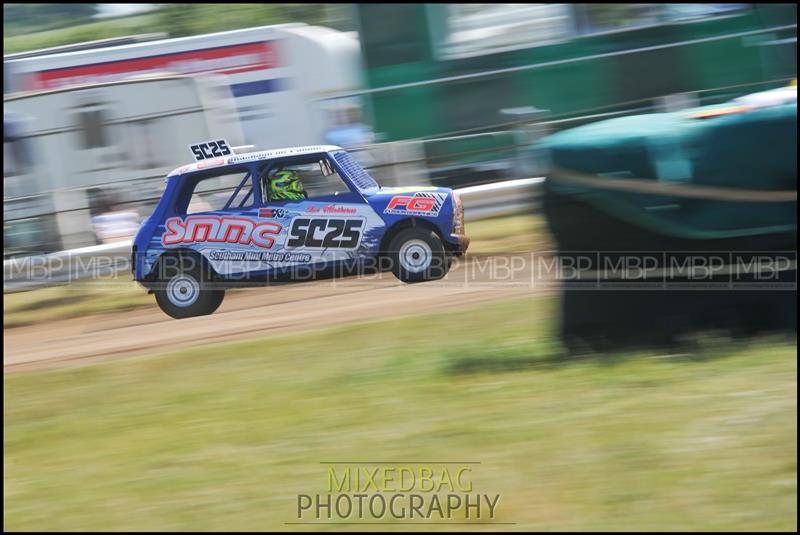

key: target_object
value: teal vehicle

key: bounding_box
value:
[539,86,797,349]
[542,87,797,250]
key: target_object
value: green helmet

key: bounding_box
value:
[269,170,306,201]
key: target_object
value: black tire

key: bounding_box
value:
[153,255,225,319]
[388,227,449,283]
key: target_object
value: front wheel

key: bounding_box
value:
[388,228,449,283]
[153,256,225,319]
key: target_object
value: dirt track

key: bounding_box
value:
[5,255,550,373]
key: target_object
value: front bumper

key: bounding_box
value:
[446,233,470,256]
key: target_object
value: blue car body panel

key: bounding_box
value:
[133,146,468,284]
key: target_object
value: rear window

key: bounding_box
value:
[184,167,255,215]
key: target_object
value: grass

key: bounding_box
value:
[3,278,153,329]
[3,214,548,329]
[464,213,551,254]
[4,296,797,531]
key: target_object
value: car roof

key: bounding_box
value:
[166,144,344,178]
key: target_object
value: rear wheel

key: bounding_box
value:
[153,255,224,319]
[388,228,449,283]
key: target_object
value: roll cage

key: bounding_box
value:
[169,154,349,214]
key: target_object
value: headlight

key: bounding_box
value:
[452,193,465,234]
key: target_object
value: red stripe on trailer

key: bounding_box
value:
[27,41,278,90]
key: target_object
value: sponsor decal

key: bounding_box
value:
[228,149,288,164]
[161,215,281,249]
[306,205,358,215]
[259,207,289,218]
[286,217,364,249]
[208,249,311,263]
[196,158,226,170]
[27,41,278,91]
[189,139,232,161]
[227,146,328,165]
[384,192,447,216]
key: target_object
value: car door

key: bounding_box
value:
[256,155,384,271]
[161,165,281,280]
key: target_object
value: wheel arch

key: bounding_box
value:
[379,218,444,255]
[144,248,220,283]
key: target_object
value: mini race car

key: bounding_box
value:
[132,142,470,318]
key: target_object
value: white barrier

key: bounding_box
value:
[457,177,544,221]
[4,240,133,292]
[3,178,544,292]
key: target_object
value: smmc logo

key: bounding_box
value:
[161,215,282,249]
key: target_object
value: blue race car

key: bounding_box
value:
[133,143,469,318]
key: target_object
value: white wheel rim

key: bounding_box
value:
[166,273,200,307]
[399,239,432,273]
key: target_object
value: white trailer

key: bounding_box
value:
[4,24,365,151]
[4,74,244,253]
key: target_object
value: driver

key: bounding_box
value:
[268,170,307,201]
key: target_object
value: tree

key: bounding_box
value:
[153,4,335,38]
[4,4,100,36]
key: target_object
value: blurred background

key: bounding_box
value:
[3,4,797,531]
[3,3,796,256]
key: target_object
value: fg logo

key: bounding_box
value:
[384,193,446,216]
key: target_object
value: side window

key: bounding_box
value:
[76,104,109,149]
[128,119,167,169]
[4,114,37,197]
[261,158,352,203]
[4,137,31,178]
[434,4,573,58]
[573,4,749,35]
[184,168,255,215]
